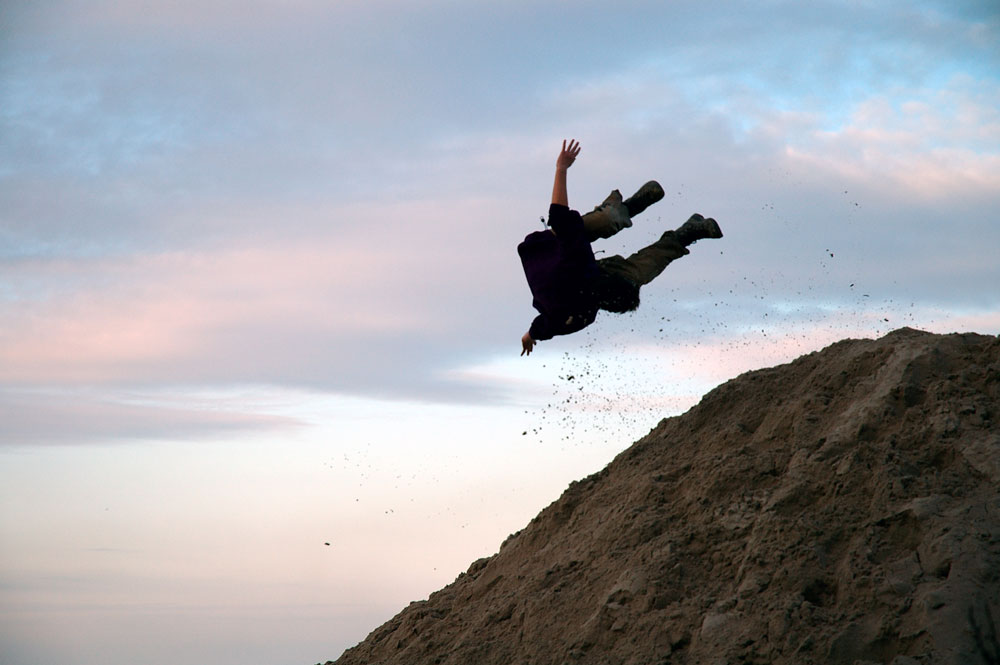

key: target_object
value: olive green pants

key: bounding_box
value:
[597,234,689,286]
[581,189,632,241]
[583,189,690,286]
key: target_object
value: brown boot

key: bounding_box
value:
[623,180,665,217]
[675,214,723,246]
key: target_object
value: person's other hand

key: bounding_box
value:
[556,139,580,170]
[521,332,536,356]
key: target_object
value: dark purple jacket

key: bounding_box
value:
[518,204,600,341]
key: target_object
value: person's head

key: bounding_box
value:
[593,272,640,313]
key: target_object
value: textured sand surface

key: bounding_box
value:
[326,328,1000,665]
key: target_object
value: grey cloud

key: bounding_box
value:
[1,0,997,421]
[0,389,302,445]
[4,0,995,247]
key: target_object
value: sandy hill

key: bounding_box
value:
[324,328,1000,665]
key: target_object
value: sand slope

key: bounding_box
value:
[327,328,1000,665]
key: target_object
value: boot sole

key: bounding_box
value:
[706,218,723,239]
[624,181,665,217]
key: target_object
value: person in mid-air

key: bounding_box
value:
[519,139,723,356]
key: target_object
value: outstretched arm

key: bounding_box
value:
[551,139,580,207]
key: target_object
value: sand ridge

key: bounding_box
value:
[326,328,1000,665]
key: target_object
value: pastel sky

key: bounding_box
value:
[1,1,998,664]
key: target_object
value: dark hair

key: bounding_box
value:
[593,272,640,313]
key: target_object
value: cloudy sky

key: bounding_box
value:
[2,1,998,663]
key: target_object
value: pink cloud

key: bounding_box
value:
[0,191,524,390]
[0,243,434,385]
[789,78,1000,199]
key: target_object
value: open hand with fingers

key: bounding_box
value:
[556,139,580,171]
